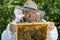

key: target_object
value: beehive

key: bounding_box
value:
[16,22,48,40]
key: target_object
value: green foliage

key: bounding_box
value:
[0,0,60,40]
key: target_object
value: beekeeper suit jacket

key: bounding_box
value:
[1,0,58,40]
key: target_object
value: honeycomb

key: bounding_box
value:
[16,22,48,40]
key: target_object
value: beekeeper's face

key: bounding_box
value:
[23,10,37,23]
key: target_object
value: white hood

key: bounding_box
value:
[14,5,24,20]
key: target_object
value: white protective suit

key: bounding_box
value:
[1,5,58,40]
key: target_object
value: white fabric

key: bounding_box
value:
[14,5,24,20]
[1,19,58,40]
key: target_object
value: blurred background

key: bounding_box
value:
[0,0,60,40]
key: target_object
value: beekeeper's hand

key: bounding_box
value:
[10,23,17,32]
[47,22,54,31]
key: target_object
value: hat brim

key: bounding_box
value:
[16,6,45,15]
[22,7,39,13]
[16,6,40,13]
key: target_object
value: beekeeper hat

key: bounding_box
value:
[23,0,45,16]
[22,0,39,13]
[24,0,37,9]
[23,0,45,14]
[14,0,45,20]
[14,0,45,14]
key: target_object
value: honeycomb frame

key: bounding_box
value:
[16,22,48,40]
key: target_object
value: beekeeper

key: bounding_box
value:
[1,0,58,40]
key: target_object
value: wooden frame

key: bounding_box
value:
[16,22,48,40]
